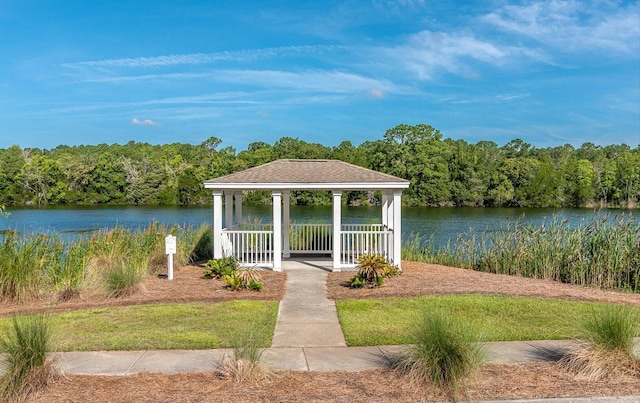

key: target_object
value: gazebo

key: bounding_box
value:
[203,159,410,272]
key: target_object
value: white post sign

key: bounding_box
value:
[165,235,176,280]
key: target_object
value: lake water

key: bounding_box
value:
[2,205,635,248]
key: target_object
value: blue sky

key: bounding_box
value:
[1,0,638,151]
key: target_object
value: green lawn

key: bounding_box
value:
[0,300,278,351]
[336,295,640,346]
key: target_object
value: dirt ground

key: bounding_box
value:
[3,261,639,402]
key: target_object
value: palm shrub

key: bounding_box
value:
[224,268,263,291]
[0,315,56,401]
[392,310,484,397]
[203,257,238,279]
[350,254,399,288]
[204,258,263,291]
[560,305,640,380]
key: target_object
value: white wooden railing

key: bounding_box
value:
[222,223,392,267]
[288,223,332,254]
[340,229,392,266]
[222,229,273,266]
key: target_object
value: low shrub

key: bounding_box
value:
[0,315,57,401]
[223,269,263,291]
[391,310,484,398]
[349,254,399,288]
[205,258,263,291]
[204,257,238,279]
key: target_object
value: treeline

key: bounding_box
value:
[0,124,638,208]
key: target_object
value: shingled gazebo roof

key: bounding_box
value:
[204,159,410,190]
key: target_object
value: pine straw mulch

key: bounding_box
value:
[27,363,640,402]
[6,260,640,402]
[0,264,287,317]
[327,261,640,306]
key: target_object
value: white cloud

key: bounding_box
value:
[482,0,640,54]
[213,69,404,95]
[387,30,512,79]
[256,111,269,118]
[131,118,159,126]
[62,45,348,70]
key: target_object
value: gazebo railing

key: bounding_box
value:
[289,223,332,254]
[221,223,393,267]
[222,229,273,267]
[340,229,393,267]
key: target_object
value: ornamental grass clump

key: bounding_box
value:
[218,322,271,384]
[560,305,640,380]
[101,256,146,298]
[0,315,57,401]
[392,310,484,398]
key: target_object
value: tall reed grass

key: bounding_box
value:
[0,223,213,302]
[0,232,61,302]
[404,213,640,292]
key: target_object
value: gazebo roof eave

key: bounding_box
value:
[203,181,410,191]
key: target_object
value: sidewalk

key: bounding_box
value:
[271,259,346,347]
[57,339,632,376]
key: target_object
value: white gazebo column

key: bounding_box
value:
[234,192,243,226]
[283,191,290,258]
[224,191,233,229]
[212,190,223,259]
[332,190,342,272]
[392,190,403,269]
[272,191,282,271]
[381,191,389,229]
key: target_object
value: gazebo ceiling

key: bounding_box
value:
[204,159,410,190]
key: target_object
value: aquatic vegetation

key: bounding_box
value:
[405,214,640,292]
[0,223,212,301]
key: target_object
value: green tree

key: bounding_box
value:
[565,158,596,207]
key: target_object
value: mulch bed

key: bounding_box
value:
[4,260,640,402]
[28,364,640,402]
[0,264,287,317]
[327,261,640,306]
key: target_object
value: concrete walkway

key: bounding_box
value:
[271,258,347,347]
[56,339,640,376]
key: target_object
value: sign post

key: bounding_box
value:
[165,235,176,280]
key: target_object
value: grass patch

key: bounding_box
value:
[336,294,640,346]
[0,301,278,351]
